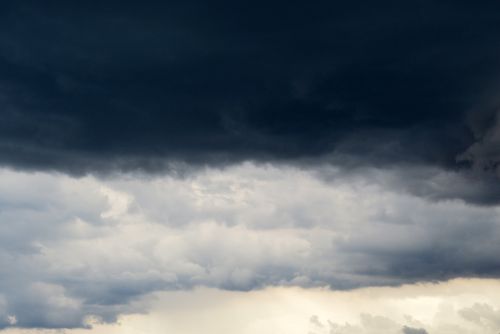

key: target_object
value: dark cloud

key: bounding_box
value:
[315,165,500,206]
[1,1,500,183]
[2,1,500,330]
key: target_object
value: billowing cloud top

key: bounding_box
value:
[1,164,500,329]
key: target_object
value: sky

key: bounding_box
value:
[1,1,500,333]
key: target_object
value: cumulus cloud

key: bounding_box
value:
[0,164,500,328]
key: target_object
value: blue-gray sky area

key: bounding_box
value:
[1,1,500,333]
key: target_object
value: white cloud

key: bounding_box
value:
[0,163,499,328]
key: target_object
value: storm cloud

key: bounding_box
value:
[1,1,500,331]
[1,1,500,183]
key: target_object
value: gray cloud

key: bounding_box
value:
[458,112,500,176]
[0,164,500,328]
[315,163,500,206]
[402,326,428,334]
[459,303,500,330]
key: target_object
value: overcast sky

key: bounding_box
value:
[1,1,500,333]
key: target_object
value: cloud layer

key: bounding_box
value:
[1,1,500,185]
[1,2,500,331]
[1,164,500,328]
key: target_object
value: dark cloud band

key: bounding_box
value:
[1,1,500,183]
